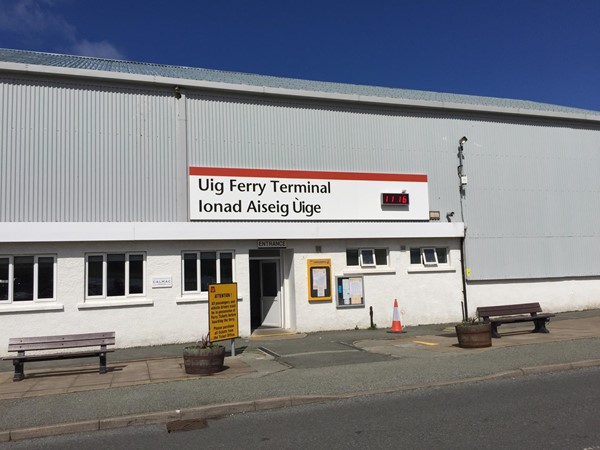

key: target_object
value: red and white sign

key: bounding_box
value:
[189,167,429,221]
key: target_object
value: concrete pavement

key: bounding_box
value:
[1,309,600,442]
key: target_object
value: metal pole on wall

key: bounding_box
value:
[461,231,469,321]
[458,136,469,321]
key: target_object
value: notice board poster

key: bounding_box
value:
[336,276,364,308]
[208,283,239,342]
[307,259,332,302]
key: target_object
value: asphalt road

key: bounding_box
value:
[3,366,600,450]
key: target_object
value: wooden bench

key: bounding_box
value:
[476,303,555,339]
[3,332,115,382]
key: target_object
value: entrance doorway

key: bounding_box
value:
[250,250,283,330]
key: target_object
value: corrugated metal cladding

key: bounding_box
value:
[3,48,599,117]
[186,92,463,215]
[186,92,600,280]
[460,119,600,279]
[2,55,600,281]
[466,236,600,280]
[0,76,178,221]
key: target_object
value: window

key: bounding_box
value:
[346,248,388,268]
[182,251,234,293]
[360,249,376,267]
[86,253,145,298]
[410,248,449,266]
[0,255,56,302]
[422,248,438,266]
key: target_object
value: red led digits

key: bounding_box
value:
[381,193,409,205]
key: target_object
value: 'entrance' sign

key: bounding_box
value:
[257,240,286,248]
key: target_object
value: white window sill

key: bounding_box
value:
[77,299,154,309]
[176,296,208,304]
[342,267,396,276]
[176,296,243,304]
[407,266,457,274]
[336,304,365,309]
[0,303,64,314]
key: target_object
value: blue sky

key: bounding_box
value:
[1,0,599,111]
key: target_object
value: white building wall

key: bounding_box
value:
[0,240,253,356]
[1,236,465,355]
[467,278,600,315]
[290,238,464,332]
[4,233,599,356]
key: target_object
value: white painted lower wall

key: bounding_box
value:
[466,278,600,315]
[289,238,465,332]
[0,237,465,355]
[2,237,599,356]
[0,240,253,356]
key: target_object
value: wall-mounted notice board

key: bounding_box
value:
[307,258,332,302]
[336,276,365,308]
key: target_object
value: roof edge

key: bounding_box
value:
[1,59,599,124]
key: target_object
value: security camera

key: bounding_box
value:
[459,136,468,145]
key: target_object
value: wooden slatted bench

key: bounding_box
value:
[476,303,555,339]
[3,332,115,382]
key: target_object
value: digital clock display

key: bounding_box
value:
[381,193,409,205]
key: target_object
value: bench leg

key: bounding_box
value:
[13,361,25,382]
[99,352,107,374]
[533,318,550,334]
[491,323,501,339]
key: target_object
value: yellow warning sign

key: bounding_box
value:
[208,283,239,342]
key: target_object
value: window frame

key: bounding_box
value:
[85,252,146,299]
[422,248,438,266]
[359,249,376,267]
[0,254,57,303]
[410,247,450,267]
[346,248,389,269]
[181,250,236,295]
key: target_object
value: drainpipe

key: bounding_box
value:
[460,227,469,321]
[457,136,469,321]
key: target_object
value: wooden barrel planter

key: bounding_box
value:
[455,322,492,348]
[183,345,226,375]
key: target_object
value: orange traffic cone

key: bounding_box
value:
[388,299,406,333]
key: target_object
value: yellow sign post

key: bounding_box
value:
[208,283,239,353]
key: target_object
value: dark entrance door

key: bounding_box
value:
[250,250,282,330]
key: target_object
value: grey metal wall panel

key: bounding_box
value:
[461,119,600,279]
[2,73,599,281]
[466,236,600,279]
[186,92,600,280]
[186,93,464,215]
[0,76,178,221]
